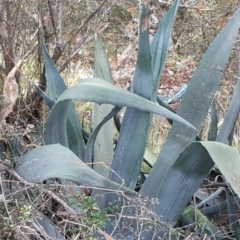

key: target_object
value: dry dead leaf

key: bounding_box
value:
[1,63,20,122]
[0,46,35,123]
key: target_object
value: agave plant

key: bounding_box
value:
[15,0,240,239]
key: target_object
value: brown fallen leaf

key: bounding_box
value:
[1,61,20,122]
[0,45,36,123]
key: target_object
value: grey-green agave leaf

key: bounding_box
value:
[41,41,67,100]
[85,106,121,164]
[46,78,197,149]
[93,34,114,177]
[34,83,55,109]
[151,0,180,86]
[42,41,85,159]
[34,212,65,240]
[16,144,136,195]
[199,141,240,199]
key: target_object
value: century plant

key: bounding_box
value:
[15,0,240,239]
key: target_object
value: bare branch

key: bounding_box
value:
[59,34,89,73]
[52,0,63,63]
[62,0,107,51]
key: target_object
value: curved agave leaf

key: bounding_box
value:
[85,106,121,164]
[16,144,136,195]
[120,140,240,239]
[199,141,240,199]
[34,83,55,108]
[110,2,153,192]
[46,78,197,149]
[113,111,157,168]
[42,41,85,160]
[88,105,122,209]
[151,0,180,86]
[34,212,64,239]
[41,42,67,100]
[93,34,114,177]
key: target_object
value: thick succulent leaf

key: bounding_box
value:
[215,58,240,145]
[113,112,157,168]
[34,83,55,108]
[85,106,121,164]
[140,8,240,223]
[65,106,86,160]
[199,141,240,199]
[16,144,136,195]
[34,212,64,239]
[94,34,113,83]
[42,42,85,159]
[151,0,180,86]
[208,100,218,141]
[42,42,67,100]
[46,78,196,149]
[180,205,218,239]
[93,34,114,177]
[156,95,175,125]
[109,2,153,192]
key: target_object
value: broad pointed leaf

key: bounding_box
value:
[151,0,180,85]
[42,42,67,100]
[46,78,196,149]
[85,106,121,164]
[34,83,55,108]
[34,212,64,239]
[16,144,136,195]
[199,141,240,199]
[42,42,85,159]
[93,34,114,177]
